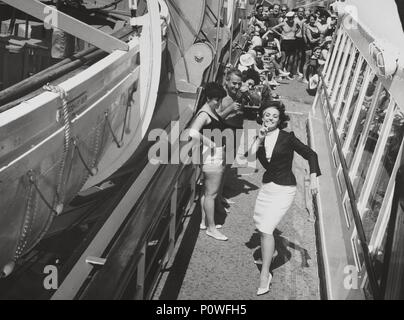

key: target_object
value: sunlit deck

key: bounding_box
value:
[152,79,322,300]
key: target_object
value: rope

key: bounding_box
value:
[15,82,72,260]
[73,138,98,176]
[43,83,72,209]
[105,112,122,148]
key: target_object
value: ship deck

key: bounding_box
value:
[152,79,322,300]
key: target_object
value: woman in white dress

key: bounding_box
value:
[247,100,321,295]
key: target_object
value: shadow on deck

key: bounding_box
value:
[152,78,320,300]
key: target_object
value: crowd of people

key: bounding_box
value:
[185,1,330,297]
[237,2,337,96]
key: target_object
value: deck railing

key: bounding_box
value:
[381,164,404,299]
[317,71,381,299]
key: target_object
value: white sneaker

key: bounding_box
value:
[224,198,235,205]
[297,71,303,77]
[206,229,228,241]
[268,80,280,86]
[279,70,290,77]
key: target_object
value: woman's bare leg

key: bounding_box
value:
[260,232,275,287]
[200,193,206,226]
[203,170,224,232]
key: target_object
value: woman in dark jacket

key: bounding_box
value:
[247,100,321,295]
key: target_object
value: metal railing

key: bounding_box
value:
[317,71,381,300]
[381,164,404,299]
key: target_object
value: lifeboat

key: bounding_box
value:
[0,0,227,282]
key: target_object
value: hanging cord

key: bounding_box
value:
[105,111,122,148]
[27,170,59,215]
[72,138,98,176]
[43,83,72,211]
[12,170,61,262]
[14,81,72,262]
[13,170,38,262]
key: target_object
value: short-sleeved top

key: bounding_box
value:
[279,21,298,40]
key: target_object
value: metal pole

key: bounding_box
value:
[0,26,134,109]
[229,0,238,65]
[2,0,129,53]
[381,162,404,298]
[212,0,224,81]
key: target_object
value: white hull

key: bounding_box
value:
[0,0,163,273]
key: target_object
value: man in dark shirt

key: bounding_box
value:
[266,3,280,28]
[266,3,281,40]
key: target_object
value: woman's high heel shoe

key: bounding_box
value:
[257,273,272,296]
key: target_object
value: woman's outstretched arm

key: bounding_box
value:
[289,131,321,195]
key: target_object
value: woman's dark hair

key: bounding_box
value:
[253,45,265,55]
[320,41,329,50]
[204,82,227,100]
[242,68,260,85]
[257,100,290,129]
[313,46,322,53]
[308,14,317,21]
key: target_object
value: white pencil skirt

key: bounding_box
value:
[253,182,297,235]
